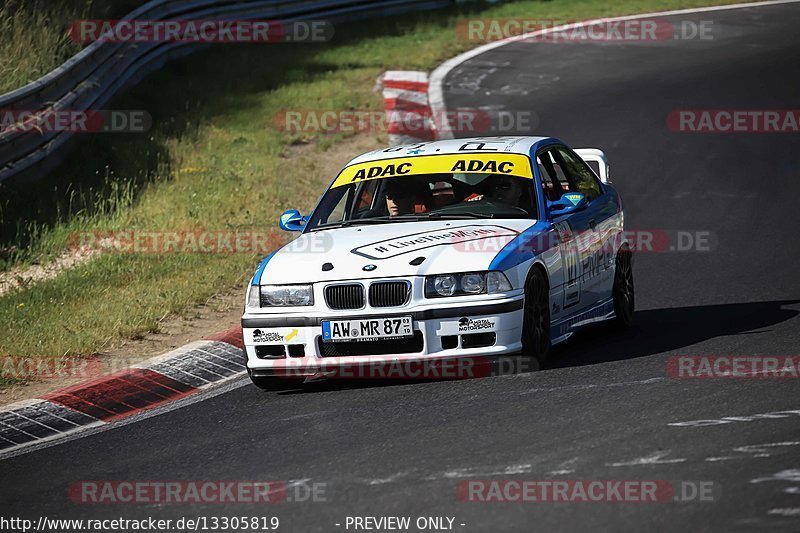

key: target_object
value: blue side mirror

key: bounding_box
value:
[279,209,306,232]
[548,192,587,218]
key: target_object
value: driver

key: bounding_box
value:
[384,181,415,216]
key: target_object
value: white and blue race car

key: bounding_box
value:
[242,136,633,388]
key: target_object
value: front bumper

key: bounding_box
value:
[241,297,524,377]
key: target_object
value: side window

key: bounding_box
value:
[537,150,575,200]
[554,147,603,201]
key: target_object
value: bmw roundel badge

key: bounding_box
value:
[363,264,377,271]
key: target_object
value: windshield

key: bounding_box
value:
[306,167,538,231]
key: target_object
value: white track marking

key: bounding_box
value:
[669,409,800,427]
[705,441,800,462]
[429,0,800,138]
[367,471,411,485]
[426,463,533,480]
[521,377,663,394]
[768,508,800,516]
[734,441,800,457]
[751,469,800,483]
[547,469,575,475]
[369,460,578,485]
[547,456,579,476]
[607,451,687,467]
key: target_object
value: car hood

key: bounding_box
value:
[258,219,539,284]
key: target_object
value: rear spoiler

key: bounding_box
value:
[575,148,610,184]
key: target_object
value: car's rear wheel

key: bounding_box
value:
[521,268,551,365]
[612,249,635,329]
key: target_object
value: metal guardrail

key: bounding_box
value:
[0,0,452,185]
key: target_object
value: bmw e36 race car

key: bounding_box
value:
[242,136,634,388]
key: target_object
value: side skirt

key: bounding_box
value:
[550,298,615,345]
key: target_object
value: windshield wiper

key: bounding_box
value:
[359,213,494,222]
[314,217,397,230]
[411,212,496,219]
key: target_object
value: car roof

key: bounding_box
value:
[345,136,552,166]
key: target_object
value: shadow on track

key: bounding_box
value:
[546,299,800,370]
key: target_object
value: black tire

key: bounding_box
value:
[521,268,551,365]
[247,369,304,391]
[612,249,635,329]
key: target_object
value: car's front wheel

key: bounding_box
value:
[612,248,635,329]
[521,268,551,365]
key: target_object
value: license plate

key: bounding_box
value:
[322,316,413,342]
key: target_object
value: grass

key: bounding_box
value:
[0,0,757,367]
[0,0,142,93]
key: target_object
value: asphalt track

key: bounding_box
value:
[2,2,800,531]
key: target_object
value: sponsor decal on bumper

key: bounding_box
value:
[437,316,499,336]
[251,328,302,344]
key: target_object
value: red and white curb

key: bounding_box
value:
[381,70,437,144]
[0,72,433,457]
[0,326,244,455]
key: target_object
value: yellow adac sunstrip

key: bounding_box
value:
[331,153,533,188]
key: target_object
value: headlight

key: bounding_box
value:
[433,274,457,297]
[259,284,314,306]
[487,271,512,293]
[461,273,486,294]
[425,271,512,298]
